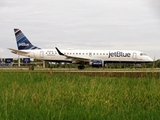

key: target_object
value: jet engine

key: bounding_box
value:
[89,60,104,68]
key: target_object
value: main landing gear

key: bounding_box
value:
[78,65,85,69]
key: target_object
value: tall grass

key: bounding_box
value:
[0,71,159,120]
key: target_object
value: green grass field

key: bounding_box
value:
[0,70,160,120]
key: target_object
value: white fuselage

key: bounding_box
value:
[18,49,153,63]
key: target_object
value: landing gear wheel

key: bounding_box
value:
[78,65,85,69]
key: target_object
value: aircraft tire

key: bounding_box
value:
[78,65,85,69]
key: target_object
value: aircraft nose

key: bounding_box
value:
[148,57,153,62]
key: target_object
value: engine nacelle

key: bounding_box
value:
[89,60,103,68]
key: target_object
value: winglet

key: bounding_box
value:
[55,47,64,55]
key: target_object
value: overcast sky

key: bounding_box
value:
[0,0,160,59]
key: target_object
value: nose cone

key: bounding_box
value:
[147,57,153,62]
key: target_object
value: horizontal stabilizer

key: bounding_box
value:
[8,48,29,54]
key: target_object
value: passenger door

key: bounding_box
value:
[40,51,44,58]
[132,53,137,60]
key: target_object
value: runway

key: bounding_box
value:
[0,67,160,77]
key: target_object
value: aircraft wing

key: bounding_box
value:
[55,47,93,62]
[8,48,29,54]
[63,55,91,61]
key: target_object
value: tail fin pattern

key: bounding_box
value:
[14,29,41,50]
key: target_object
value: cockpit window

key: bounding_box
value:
[140,53,147,56]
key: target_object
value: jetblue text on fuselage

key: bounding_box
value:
[108,51,131,58]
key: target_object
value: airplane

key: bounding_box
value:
[8,28,153,69]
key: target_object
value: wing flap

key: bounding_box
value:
[64,55,91,62]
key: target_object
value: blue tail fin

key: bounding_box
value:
[14,29,41,50]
